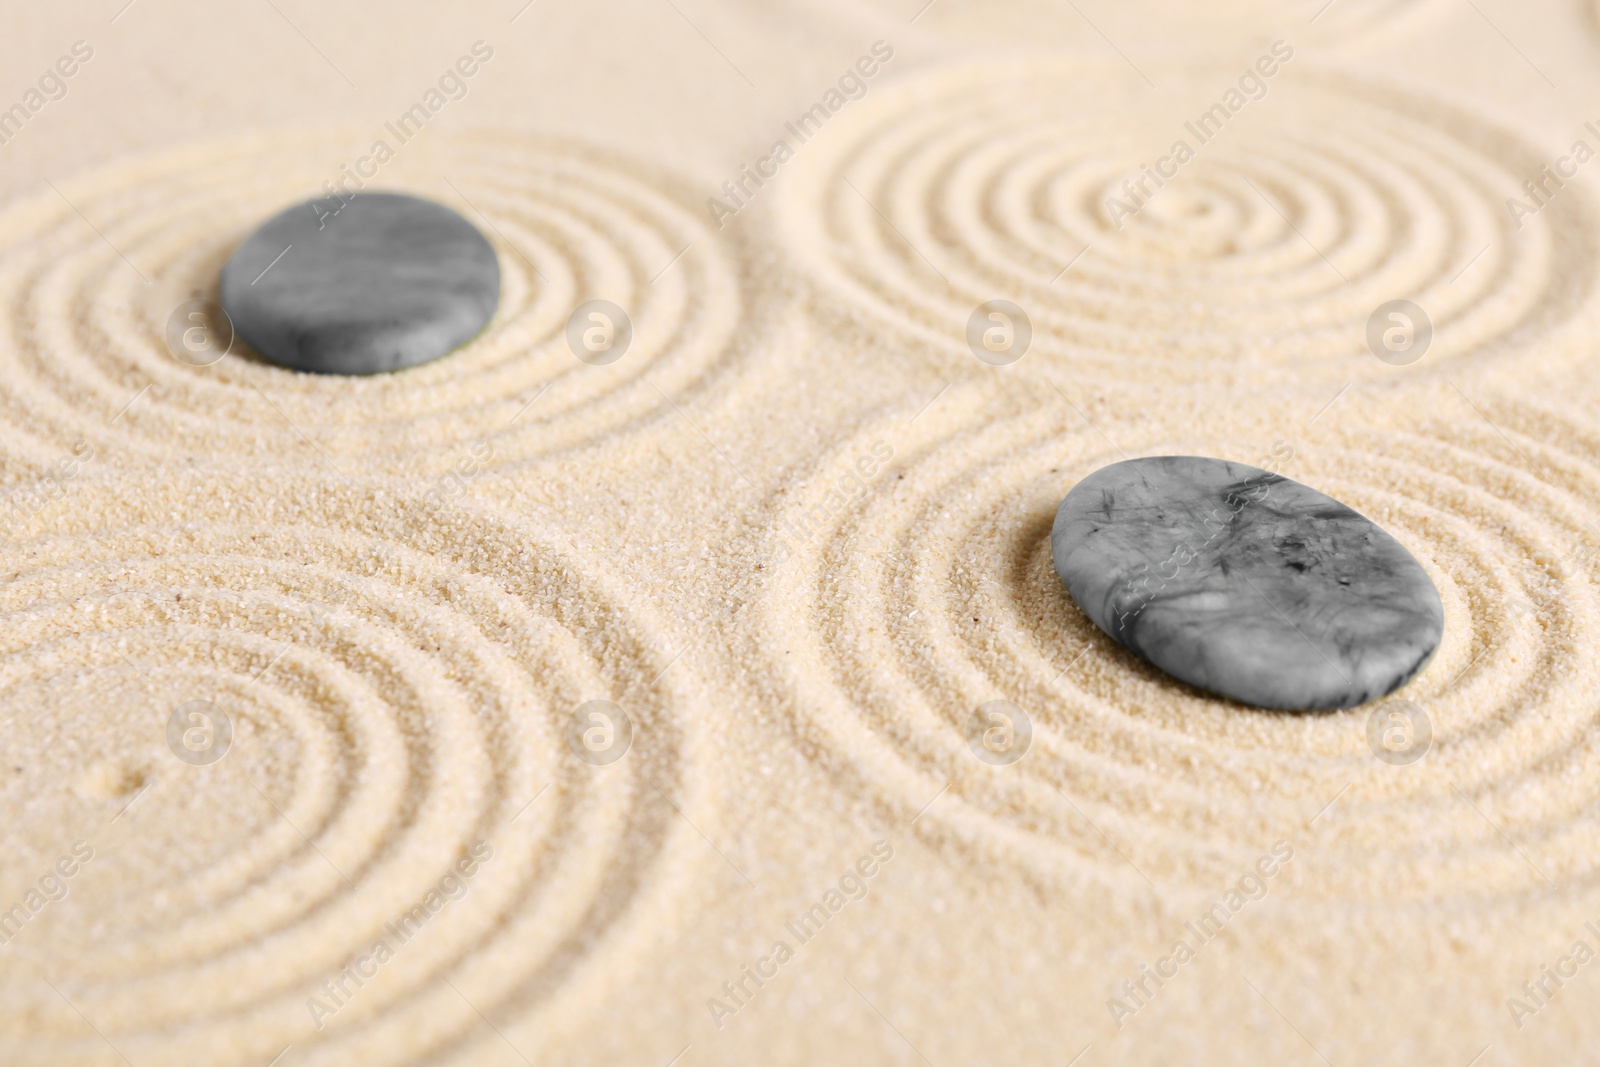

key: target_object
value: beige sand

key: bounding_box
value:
[2,2,1599,1064]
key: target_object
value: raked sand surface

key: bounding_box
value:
[3,1,1600,1064]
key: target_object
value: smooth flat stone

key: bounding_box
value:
[1051,456,1442,710]
[219,192,499,375]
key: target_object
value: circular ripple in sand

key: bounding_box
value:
[0,129,741,478]
[0,473,709,1066]
[775,60,1598,389]
[749,383,1600,903]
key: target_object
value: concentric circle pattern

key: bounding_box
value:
[775,60,1599,388]
[0,473,709,1066]
[751,382,1600,904]
[0,128,742,479]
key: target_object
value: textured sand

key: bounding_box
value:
[3,1,1600,1064]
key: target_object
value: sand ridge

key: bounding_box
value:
[770,55,1600,390]
[0,128,751,482]
[3,0,1600,1063]
[730,376,1600,901]
[0,471,723,1065]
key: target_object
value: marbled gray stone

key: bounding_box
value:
[219,192,499,375]
[1051,456,1442,710]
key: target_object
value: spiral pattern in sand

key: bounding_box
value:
[775,60,1597,389]
[0,128,741,480]
[750,382,1600,904]
[0,473,710,1067]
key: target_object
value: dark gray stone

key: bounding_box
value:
[219,192,499,375]
[1051,456,1443,710]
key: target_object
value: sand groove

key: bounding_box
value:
[0,473,710,1066]
[750,384,1600,903]
[0,129,741,479]
[775,59,1598,389]
[5,8,1600,1060]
